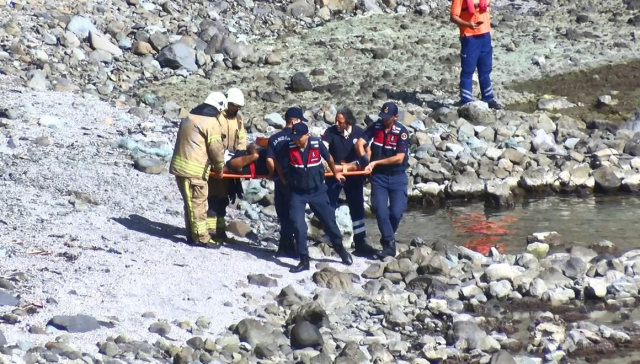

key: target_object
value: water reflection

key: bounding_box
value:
[365,196,640,254]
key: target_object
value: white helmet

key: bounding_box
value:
[204,91,228,112]
[227,87,245,107]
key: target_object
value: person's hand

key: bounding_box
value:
[214,169,224,179]
[364,161,376,174]
[335,172,345,183]
[247,144,258,155]
[469,21,483,29]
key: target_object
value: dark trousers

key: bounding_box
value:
[290,185,342,255]
[370,173,408,243]
[274,180,294,246]
[460,32,494,104]
[207,178,230,231]
[326,178,367,246]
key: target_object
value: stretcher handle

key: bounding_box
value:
[210,170,370,179]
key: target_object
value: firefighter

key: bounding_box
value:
[170,92,228,248]
[207,87,248,243]
[276,122,353,273]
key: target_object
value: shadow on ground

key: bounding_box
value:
[111,214,187,244]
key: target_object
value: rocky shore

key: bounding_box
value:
[3,0,640,362]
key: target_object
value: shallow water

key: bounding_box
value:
[365,195,640,255]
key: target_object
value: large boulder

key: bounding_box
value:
[592,166,621,194]
[157,43,197,72]
[446,171,485,198]
[458,101,497,125]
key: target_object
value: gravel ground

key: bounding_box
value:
[0,74,373,353]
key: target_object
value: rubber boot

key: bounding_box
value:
[290,254,310,273]
[374,239,397,260]
[212,225,227,244]
[334,244,353,266]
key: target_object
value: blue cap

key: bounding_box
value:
[284,107,308,122]
[291,122,309,141]
[378,102,398,120]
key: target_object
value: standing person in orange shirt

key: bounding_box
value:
[450,0,502,109]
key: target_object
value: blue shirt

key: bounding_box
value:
[267,127,293,180]
[321,124,365,163]
[360,120,410,175]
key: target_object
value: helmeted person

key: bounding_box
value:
[450,0,501,109]
[207,87,248,243]
[321,107,377,257]
[265,107,304,258]
[169,91,227,248]
[276,122,354,273]
[355,102,410,260]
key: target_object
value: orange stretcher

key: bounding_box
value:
[211,170,370,179]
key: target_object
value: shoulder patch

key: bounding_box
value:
[401,133,408,140]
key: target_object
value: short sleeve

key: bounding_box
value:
[319,141,331,161]
[266,137,276,159]
[451,0,463,16]
[321,129,332,144]
[396,128,409,153]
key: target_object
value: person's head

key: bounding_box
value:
[291,122,309,148]
[226,87,244,118]
[335,107,356,133]
[284,107,308,127]
[378,101,399,127]
[203,91,228,112]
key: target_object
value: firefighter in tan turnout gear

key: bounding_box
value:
[207,87,248,243]
[170,92,228,248]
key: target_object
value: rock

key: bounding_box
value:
[485,263,518,281]
[247,274,278,287]
[89,32,123,56]
[0,290,19,306]
[593,166,621,193]
[133,158,165,174]
[234,318,274,346]
[0,329,5,346]
[362,263,385,279]
[477,335,501,353]
[458,101,496,125]
[585,278,607,299]
[538,97,576,111]
[149,321,171,336]
[228,221,252,237]
[488,280,512,300]
[47,315,100,333]
[526,242,550,259]
[157,43,197,72]
[255,342,278,358]
[291,321,323,349]
[288,0,315,17]
[291,72,313,92]
[133,41,156,55]
[100,341,120,357]
[490,350,517,364]
[27,71,49,91]
[66,15,98,39]
[385,307,410,327]
[312,268,354,291]
[485,180,514,209]
[453,320,487,349]
[266,52,282,65]
[501,148,525,164]
[264,113,286,129]
[336,342,369,363]
[149,32,170,52]
[446,170,484,197]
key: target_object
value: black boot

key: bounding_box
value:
[353,240,378,258]
[290,254,310,273]
[334,244,353,266]
[374,239,397,260]
[213,226,227,244]
[275,242,299,259]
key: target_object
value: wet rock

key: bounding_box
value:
[291,72,313,92]
[133,157,165,174]
[485,179,514,208]
[47,315,100,333]
[0,290,19,306]
[247,274,278,287]
[291,321,323,349]
[157,43,197,72]
[593,166,621,193]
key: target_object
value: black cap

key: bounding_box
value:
[291,122,309,141]
[378,102,399,120]
[284,107,308,122]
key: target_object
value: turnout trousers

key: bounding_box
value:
[326,177,367,246]
[176,176,210,244]
[290,185,343,256]
[207,178,230,232]
[460,32,494,104]
[370,173,408,243]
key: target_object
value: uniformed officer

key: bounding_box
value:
[207,87,248,243]
[321,108,377,257]
[169,91,228,248]
[277,122,353,273]
[265,107,304,258]
[355,102,410,260]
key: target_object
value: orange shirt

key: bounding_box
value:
[450,0,491,37]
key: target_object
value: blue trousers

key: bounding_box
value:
[290,185,342,255]
[326,178,367,246]
[460,32,494,104]
[370,173,408,243]
[274,180,294,246]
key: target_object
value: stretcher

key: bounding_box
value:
[210,170,370,179]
